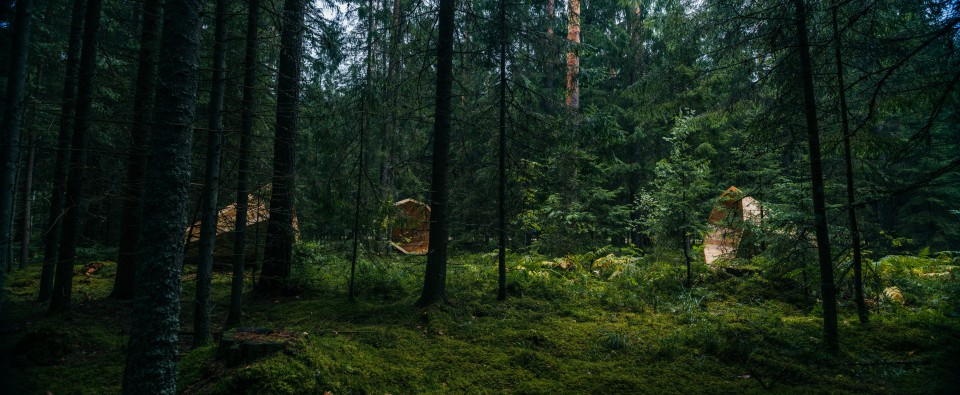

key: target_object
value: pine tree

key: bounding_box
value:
[0,0,34,314]
[831,0,867,325]
[193,0,228,348]
[228,0,261,326]
[417,0,456,306]
[497,0,508,301]
[111,0,162,300]
[121,0,202,391]
[794,0,839,352]
[37,0,86,303]
[17,129,36,270]
[50,0,103,314]
[565,0,580,109]
[259,0,305,292]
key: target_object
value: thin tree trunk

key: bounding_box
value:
[348,141,363,301]
[38,0,85,303]
[832,1,867,324]
[120,0,201,391]
[380,0,402,253]
[18,130,37,269]
[350,0,375,302]
[228,0,261,327]
[545,0,555,91]
[0,0,35,313]
[111,0,162,300]
[627,0,644,246]
[416,0,455,307]
[50,0,103,315]
[565,0,580,109]
[259,0,305,292]
[683,234,692,287]
[8,153,20,274]
[497,0,508,301]
[193,0,228,348]
[795,0,839,352]
[628,1,644,85]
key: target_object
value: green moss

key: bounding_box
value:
[178,344,218,392]
[3,245,959,394]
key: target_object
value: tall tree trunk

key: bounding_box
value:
[120,0,201,391]
[228,0,261,326]
[628,1,644,85]
[832,1,867,325]
[389,0,402,80]
[565,0,580,109]
[18,130,37,269]
[380,0,402,252]
[416,0,455,307]
[259,0,305,292]
[193,0,228,348]
[111,0,162,300]
[683,234,692,287]
[0,0,34,314]
[348,138,363,301]
[8,154,20,274]
[49,0,102,315]
[497,0,508,301]
[545,0,555,91]
[38,0,85,302]
[350,0,375,302]
[626,0,644,246]
[795,0,839,352]
[682,186,691,287]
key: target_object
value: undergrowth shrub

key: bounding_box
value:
[509,263,570,300]
[873,254,959,314]
[290,241,346,293]
[291,241,421,299]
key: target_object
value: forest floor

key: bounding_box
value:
[1,244,959,394]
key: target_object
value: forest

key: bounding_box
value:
[1,0,958,393]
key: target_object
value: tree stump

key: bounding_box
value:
[217,327,287,367]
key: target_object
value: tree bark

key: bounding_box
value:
[120,0,201,391]
[38,0,85,303]
[350,0,375,302]
[228,0,261,326]
[416,0,456,307]
[497,0,508,301]
[627,0,644,246]
[8,152,19,274]
[49,0,103,315]
[193,0,228,348]
[0,0,34,314]
[545,0,555,90]
[379,0,402,252]
[259,0,305,292]
[831,1,867,325]
[18,130,37,270]
[795,0,839,352]
[111,0,162,300]
[628,1,644,85]
[565,0,580,109]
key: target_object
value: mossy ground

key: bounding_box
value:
[1,245,958,394]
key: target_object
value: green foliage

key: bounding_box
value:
[638,113,713,252]
[872,254,960,314]
[517,112,633,256]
